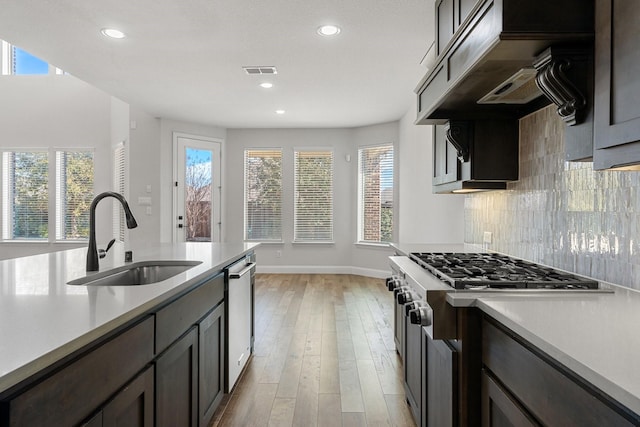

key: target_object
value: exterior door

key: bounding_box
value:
[173,133,221,242]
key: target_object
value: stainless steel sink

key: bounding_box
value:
[68,260,202,286]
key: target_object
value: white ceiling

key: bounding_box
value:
[0,0,433,129]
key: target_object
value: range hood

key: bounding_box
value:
[415,0,594,124]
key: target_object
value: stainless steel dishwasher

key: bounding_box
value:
[225,255,255,391]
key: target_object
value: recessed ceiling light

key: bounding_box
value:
[101,28,126,39]
[317,25,341,36]
[260,82,273,89]
[275,110,285,115]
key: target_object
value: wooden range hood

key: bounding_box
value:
[415,0,594,125]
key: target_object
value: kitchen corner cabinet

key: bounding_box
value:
[593,0,640,170]
[482,318,640,426]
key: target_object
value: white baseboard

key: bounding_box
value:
[256,265,391,279]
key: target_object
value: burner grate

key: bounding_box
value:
[409,252,599,290]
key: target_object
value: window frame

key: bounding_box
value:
[293,147,334,243]
[357,143,394,245]
[0,147,95,243]
[243,148,283,242]
[1,40,63,76]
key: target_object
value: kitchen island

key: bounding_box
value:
[391,243,640,424]
[0,241,258,426]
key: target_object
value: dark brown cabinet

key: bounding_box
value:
[0,316,154,427]
[156,327,199,427]
[198,304,225,427]
[98,365,155,427]
[433,123,459,187]
[481,371,537,427]
[431,120,519,193]
[435,0,477,56]
[593,0,640,169]
[425,335,458,426]
[482,318,638,426]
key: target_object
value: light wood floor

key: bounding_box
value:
[211,274,416,427]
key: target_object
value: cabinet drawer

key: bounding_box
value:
[5,316,154,427]
[483,319,635,426]
[155,272,224,354]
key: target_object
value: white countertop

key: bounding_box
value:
[0,242,259,395]
[389,243,640,416]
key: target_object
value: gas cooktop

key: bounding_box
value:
[409,252,600,290]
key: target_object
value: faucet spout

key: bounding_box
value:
[86,191,138,272]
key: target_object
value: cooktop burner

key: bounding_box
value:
[409,252,599,290]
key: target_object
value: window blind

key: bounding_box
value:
[55,151,94,240]
[2,151,49,240]
[113,142,126,242]
[294,149,333,242]
[244,149,282,241]
[358,144,394,243]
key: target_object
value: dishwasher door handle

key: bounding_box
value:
[229,262,256,279]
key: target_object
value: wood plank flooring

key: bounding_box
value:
[211,274,416,427]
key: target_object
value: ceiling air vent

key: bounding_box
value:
[242,66,278,75]
[477,68,542,104]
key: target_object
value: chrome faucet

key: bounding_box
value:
[86,191,138,271]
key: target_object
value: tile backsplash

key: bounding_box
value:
[465,105,640,289]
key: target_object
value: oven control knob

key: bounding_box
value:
[409,306,432,327]
[386,277,395,291]
[393,285,409,298]
[405,301,421,316]
[397,291,413,304]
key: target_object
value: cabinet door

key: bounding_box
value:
[481,371,539,427]
[199,304,225,427]
[433,124,459,186]
[425,334,458,427]
[593,0,640,168]
[156,327,198,427]
[103,365,154,427]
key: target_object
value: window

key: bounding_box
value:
[1,40,63,75]
[294,149,333,242]
[1,149,94,241]
[358,144,394,243]
[244,149,282,241]
[55,151,94,240]
[2,151,49,240]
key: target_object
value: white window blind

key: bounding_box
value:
[358,144,394,243]
[2,151,49,240]
[294,149,333,242]
[55,151,94,240]
[113,142,126,242]
[244,149,282,241]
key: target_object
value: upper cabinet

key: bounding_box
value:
[417,0,594,125]
[592,0,640,170]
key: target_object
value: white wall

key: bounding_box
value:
[0,75,113,259]
[397,104,465,243]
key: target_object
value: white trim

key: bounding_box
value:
[255,265,390,279]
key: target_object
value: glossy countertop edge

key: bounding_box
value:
[0,242,259,395]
